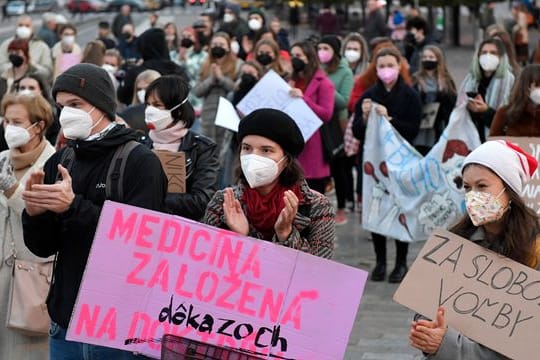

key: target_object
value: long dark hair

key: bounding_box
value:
[450,166,540,267]
[145,75,195,128]
[235,150,305,188]
[291,41,319,84]
[505,64,540,129]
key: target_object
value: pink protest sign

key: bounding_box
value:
[66,201,368,359]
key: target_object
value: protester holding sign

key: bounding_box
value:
[353,46,422,283]
[289,41,335,194]
[490,64,540,136]
[21,64,167,359]
[0,93,55,359]
[203,108,335,259]
[145,75,219,221]
[412,45,457,155]
[457,38,514,143]
[409,140,540,359]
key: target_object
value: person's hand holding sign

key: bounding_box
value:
[409,306,448,354]
[23,164,75,215]
[223,187,249,236]
[275,190,299,242]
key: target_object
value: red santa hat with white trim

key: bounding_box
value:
[462,140,538,194]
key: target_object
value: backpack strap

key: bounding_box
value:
[106,140,140,201]
[56,147,75,182]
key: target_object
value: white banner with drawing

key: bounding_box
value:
[236,70,322,141]
[362,104,482,242]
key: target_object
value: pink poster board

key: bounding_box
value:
[66,201,368,359]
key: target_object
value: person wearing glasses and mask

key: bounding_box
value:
[203,108,335,259]
[21,63,167,359]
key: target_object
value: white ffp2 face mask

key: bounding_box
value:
[344,49,361,63]
[241,154,284,188]
[59,106,102,140]
[16,26,31,39]
[4,123,37,149]
[530,87,540,105]
[144,97,187,131]
[478,53,500,72]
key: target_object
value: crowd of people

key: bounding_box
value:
[0,0,539,358]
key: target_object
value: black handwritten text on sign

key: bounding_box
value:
[155,151,186,194]
[393,229,540,360]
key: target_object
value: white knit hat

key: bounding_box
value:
[462,140,538,194]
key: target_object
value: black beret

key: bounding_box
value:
[238,109,304,157]
[319,35,342,57]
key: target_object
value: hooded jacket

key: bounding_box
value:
[22,125,167,328]
[117,28,188,105]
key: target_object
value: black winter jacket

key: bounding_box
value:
[22,125,167,328]
[162,130,219,221]
[353,77,422,143]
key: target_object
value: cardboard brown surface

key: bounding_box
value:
[154,151,186,193]
[394,229,540,360]
[490,137,540,214]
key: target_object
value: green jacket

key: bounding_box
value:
[326,57,354,120]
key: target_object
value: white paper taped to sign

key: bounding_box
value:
[420,102,440,129]
[215,97,241,132]
[236,70,322,141]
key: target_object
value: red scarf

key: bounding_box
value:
[243,183,303,241]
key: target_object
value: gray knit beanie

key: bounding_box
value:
[52,63,116,121]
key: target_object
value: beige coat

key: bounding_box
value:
[0,142,55,359]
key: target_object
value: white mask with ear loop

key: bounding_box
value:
[59,106,105,140]
[145,97,188,131]
[530,87,540,105]
[4,122,38,149]
[241,154,286,188]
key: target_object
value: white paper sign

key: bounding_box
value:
[420,102,440,129]
[215,97,241,132]
[236,70,323,141]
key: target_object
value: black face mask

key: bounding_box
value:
[240,73,257,87]
[404,32,416,45]
[122,32,133,40]
[422,60,438,71]
[180,38,194,48]
[256,53,273,66]
[9,54,23,67]
[211,46,227,59]
[292,57,306,72]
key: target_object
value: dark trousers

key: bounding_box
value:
[330,156,355,209]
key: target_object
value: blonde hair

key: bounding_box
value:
[132,69,161,105]
[2,93,54,136]
[199,32,238,80]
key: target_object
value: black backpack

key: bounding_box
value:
[57,140,139,201]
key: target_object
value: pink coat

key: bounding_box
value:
[297,69,335,179]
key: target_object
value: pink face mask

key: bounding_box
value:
[377,67,399,84]
[318,49,333,64]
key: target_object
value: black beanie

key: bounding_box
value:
[319,35,342,57]
[238,109,304,157]
[52,63,116,121]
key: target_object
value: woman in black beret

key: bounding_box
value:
[202,108,336,259]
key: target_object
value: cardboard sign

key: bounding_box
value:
[66,201,368,359]
[362,104,481,242]
[394,229,540,360]
[155,151,186,193]
[420,102,440,129]
[489,137,540,215]
[236,70,323,141]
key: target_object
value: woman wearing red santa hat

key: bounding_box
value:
[409,140,540,359]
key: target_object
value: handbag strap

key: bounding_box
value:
[2,207,16,269]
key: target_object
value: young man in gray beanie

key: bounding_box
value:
[21,63,167,358]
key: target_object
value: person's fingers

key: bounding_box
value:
[435,307,446,329]
[57,164,72,185]
[415,319,436,329]
[285,190,298,207]
[233,199,243,214]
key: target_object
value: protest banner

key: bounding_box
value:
[489,137,540,214]
[236,70,322,141]
[66,201,368,359]
[362,104,481,242]
[154,151,186,193]
[215,97,241,132]
[394,229,540,360]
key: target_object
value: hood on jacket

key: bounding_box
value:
[138,28,170,61]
